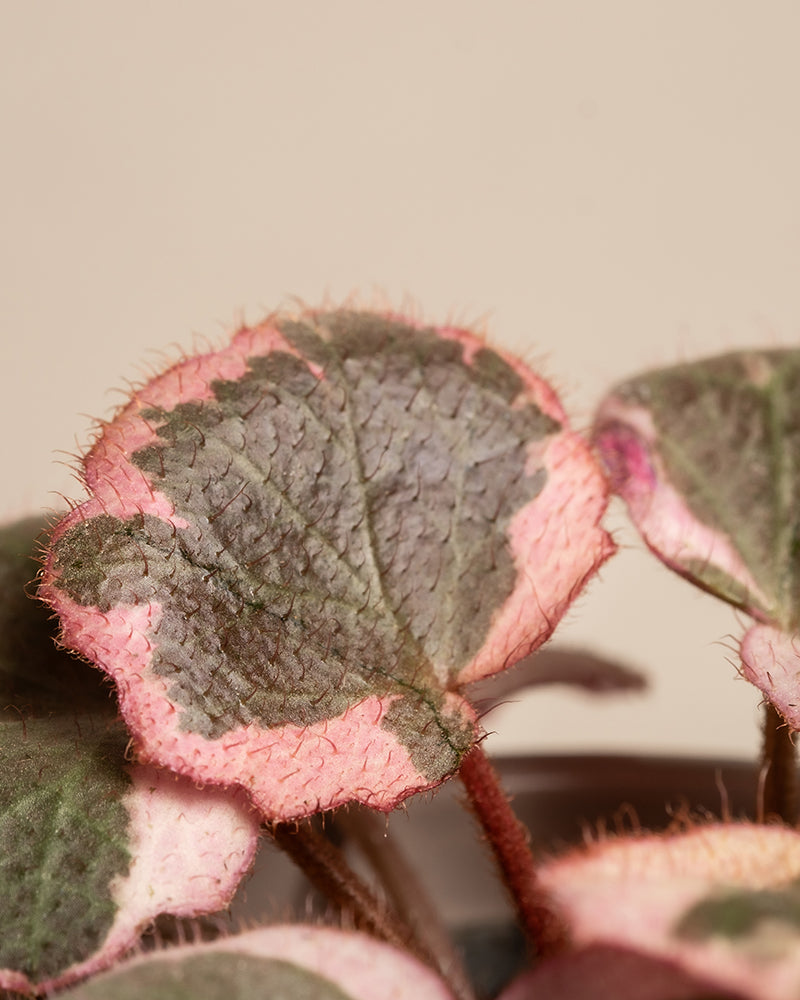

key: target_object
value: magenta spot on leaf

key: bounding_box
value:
[594,423,657,500]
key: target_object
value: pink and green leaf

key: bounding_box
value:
[594,349,800,720]
[0,518,258,996]
[41,310,613,821]
[593,350,800,627]
[539,823,800,1000]
[56,925,458,1000]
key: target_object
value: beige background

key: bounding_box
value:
[3,2,799,761]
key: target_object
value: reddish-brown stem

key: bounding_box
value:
[272,819,468,993]
[334,808,477,1000]
[760,702,798,824]
[459,744,567,958]
[272,821,415,949]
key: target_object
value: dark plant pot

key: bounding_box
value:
[231,754,759,998]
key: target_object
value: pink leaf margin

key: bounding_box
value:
[457,430,615,685]
[47,317,315,540]
[41,309,612,817]
[0,765,259,996]
[59,925,457,999]
[539,823,800,1000]
[740,624,800,730]
[441,319,614,686]
[593,397,771,618]
[44,584,476,822]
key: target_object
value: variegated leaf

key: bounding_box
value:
[41,310,613,821]
[0,518,258,995]
[594,350,800,725]
[57,925,457,1000]
[540,823,800,1000]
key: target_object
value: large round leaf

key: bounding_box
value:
[42,309,612,820]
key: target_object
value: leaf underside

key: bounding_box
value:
[466,647,646,715]
[499,944,748,1000]
[43,310,611,819]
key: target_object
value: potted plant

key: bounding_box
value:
[2,307,799,999]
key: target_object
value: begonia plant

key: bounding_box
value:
[3,309,800,998]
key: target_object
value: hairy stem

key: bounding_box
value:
[459,744,567,958]
[334,808,477,1000]
[272,820,458,983]
[760,702,798,824]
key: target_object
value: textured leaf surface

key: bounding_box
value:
[41,309,612,820]
[594,350,800,722]
[0,711,130,992]
[58,925,457,1000]
[540,823,800,1000]
[0,518,258,995]
[738,623,800,729]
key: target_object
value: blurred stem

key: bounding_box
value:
[334,808,477,1000]
[760,702,798,824]
[272,820,416,950]
[272,819,472,997]
[459,744,567,958]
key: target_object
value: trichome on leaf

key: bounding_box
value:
[40,309,613,823]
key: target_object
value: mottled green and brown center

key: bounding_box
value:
[612,349,800,628]
[52,313,558,772]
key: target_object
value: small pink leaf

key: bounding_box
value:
[41,310,613,820]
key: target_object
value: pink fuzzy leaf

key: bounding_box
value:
[540,823,800,1000]
[594,350,800,724]
[41,309,613,821]
[0,517,258,996]
[57,925,458,1000]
